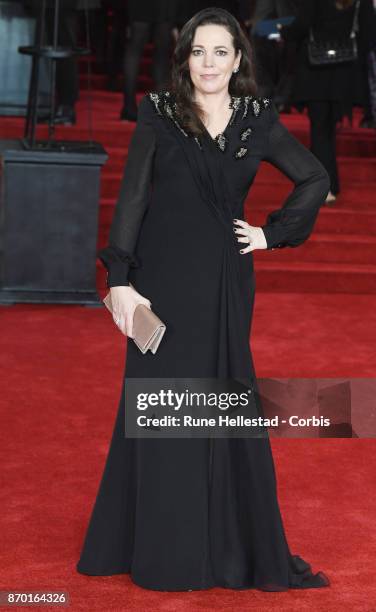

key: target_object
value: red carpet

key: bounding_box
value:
[1,84,376,610]
[1,296,376,611]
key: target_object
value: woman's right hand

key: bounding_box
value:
[109,283,151,337]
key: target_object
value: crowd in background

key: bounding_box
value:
[26,0,376,202]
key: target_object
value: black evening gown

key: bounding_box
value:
[76,91,331,591]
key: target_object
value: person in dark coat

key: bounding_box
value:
[104,0,128,90]
[251,0,300,109]
[120,1,179,121]
[279,0,376,202]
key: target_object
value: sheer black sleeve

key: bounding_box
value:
[97,94,157,288]
[261,105,330,250]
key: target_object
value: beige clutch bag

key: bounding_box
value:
[102,291,166,354]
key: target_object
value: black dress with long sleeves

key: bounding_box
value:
[77,91,330,592]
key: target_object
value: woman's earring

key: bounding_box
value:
[233,67,239,74]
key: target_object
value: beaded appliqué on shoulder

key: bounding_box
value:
[241,96,271,119]
[148,90,243,152]
[149,90,190,137]
[148,91,271,155]
[233,96,271,160]
[149,90,203,150]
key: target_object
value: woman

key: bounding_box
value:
[77,8,331,592]
[278,0,376,203]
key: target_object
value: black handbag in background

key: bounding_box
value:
[307,0,360,66]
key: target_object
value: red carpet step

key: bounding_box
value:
[254,233,376,265]
[254,260,376,293]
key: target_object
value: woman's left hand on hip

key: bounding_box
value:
[233,219,267,253]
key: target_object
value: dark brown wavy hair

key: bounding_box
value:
[165,7,258,138]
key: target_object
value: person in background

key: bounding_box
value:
[278,0,376,203]
[104,0,128,91]
[120,1,178,122]
[251,0,300,111]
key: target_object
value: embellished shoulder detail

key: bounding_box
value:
[232,96,271,160]
[241,96,271,120]
[223,94,271,124]
[148,90,191,138]
[146,90,271,152]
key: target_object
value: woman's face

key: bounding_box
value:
[188,24,241,96]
